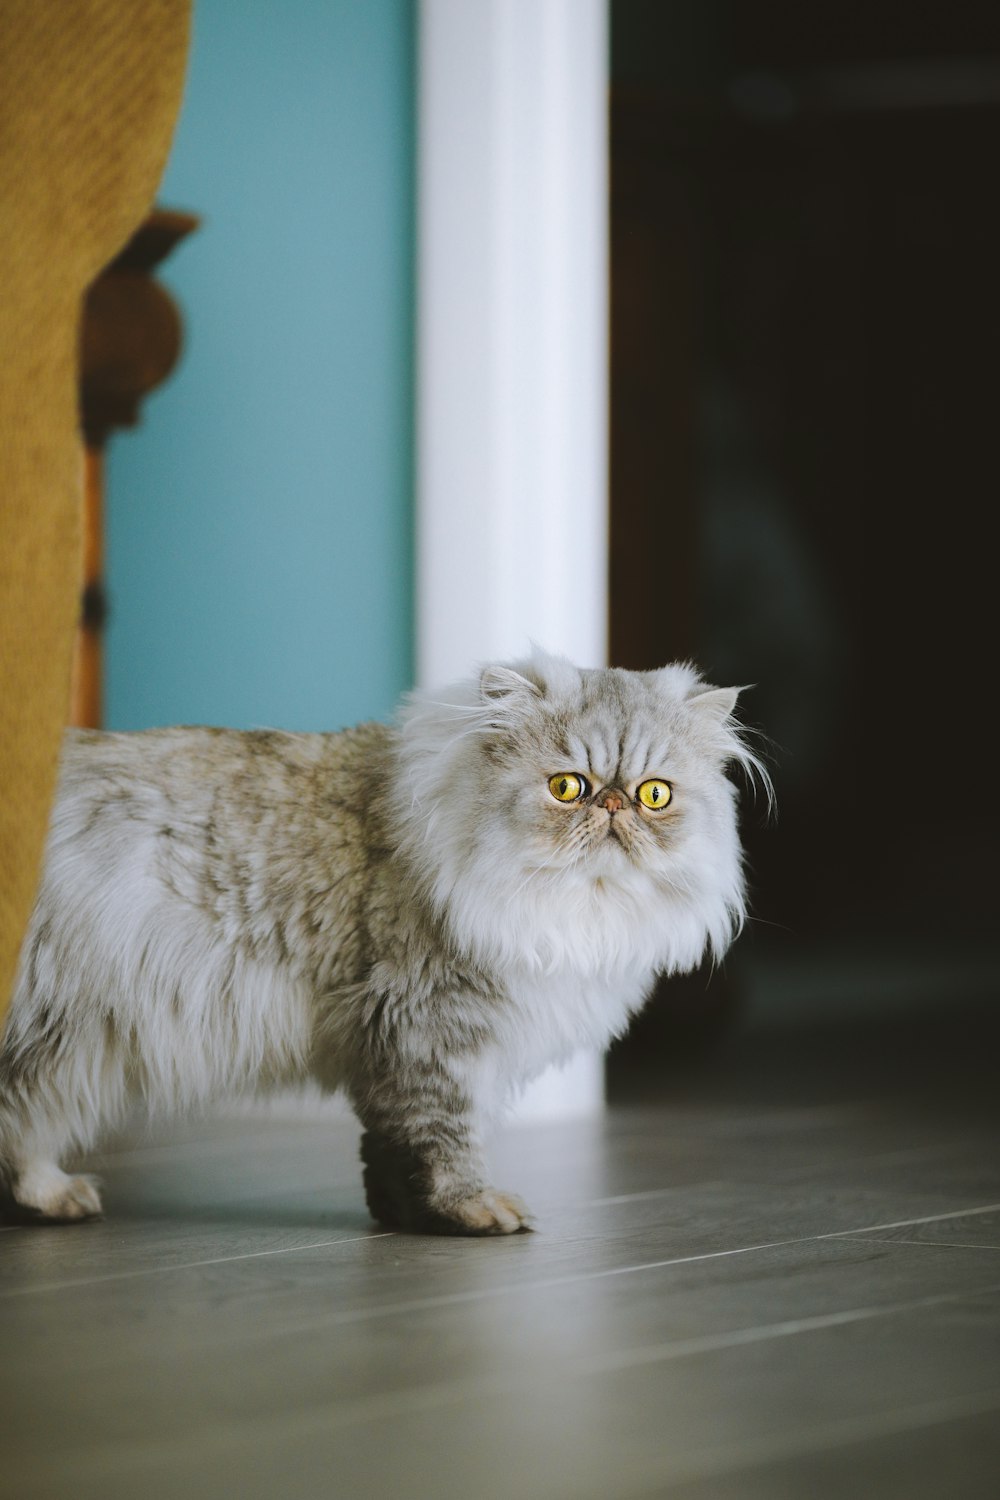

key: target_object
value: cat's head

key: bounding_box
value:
[398,649,769,978]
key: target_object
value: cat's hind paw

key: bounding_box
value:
[11,1162,103,1223]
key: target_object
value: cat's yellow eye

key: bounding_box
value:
[548,773,587,803]
[636,779,672,810]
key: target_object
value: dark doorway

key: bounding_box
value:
[607,0,1000,1089]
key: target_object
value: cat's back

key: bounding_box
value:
[51,722,398,870]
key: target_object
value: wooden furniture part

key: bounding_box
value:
[71,207,199,728]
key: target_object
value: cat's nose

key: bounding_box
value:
[596,787,626,814]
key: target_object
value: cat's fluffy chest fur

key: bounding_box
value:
[0,651,763,1233]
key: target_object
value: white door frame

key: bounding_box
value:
[416,0,609,1117]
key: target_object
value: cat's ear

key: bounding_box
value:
[650,664,739,721]
[686,681,774,809]
[479,665,543,712]
[686,684,741,727]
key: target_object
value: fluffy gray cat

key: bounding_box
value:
[0,650,765,1234]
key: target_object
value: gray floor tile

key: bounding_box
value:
[3,1022,999,1500]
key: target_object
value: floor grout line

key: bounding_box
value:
[0,1231,396,1298]
[0,1230,832,1306]
[820,1202,1000,1238]
[4,1201,999,1306]
[586,1150,990,1208]
[845,1234,1000,1253]
[577,1281,1000,1375]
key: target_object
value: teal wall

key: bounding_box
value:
[106,0,415,732]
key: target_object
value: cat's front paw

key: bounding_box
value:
[359,1131,533,1235]
[440,1188,533,1236]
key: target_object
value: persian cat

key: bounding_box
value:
[0,651,765,1234]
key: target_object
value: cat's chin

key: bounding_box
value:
[572,847,658,895]
[584,831,640,871]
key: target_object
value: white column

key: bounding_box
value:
[417,0,609,1118]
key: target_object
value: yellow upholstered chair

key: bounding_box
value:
[0,0,191,1026]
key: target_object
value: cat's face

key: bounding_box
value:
[400,651,761,975]
[474,659,738,881]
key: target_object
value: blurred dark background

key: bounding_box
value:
[607,0,1000,1089]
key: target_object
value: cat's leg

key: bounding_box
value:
[0,1090,105,1222]
[351,1055,532,1236]
[0,1083,107,1221]
[0,1018,122,1223]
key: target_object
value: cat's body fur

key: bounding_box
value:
[0,652,764,1233]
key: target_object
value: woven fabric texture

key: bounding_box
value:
[0,0,191,1025]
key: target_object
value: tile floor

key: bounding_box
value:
[2,1010,998,1499]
